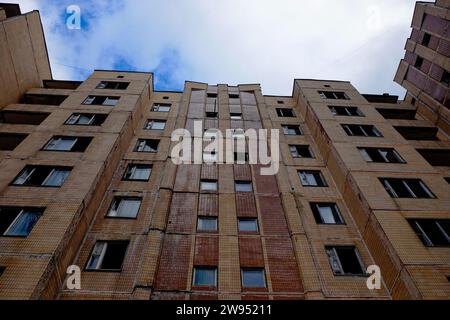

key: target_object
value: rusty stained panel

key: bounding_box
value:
[242,105,261,121]
[239,237,264,268]
[234,164,252,181]
[198,194,218,216]
[154,234,192,291]
[265,237,303,293]
[258,195,289,235]
[167,192,197,233]
[201,164,218,180]
[253,164,279,195]
[194,236,219,266]
[174,164,200,192]
[235,193,257,218]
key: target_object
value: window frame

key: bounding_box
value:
[298,170,328,187]
[134,139,159,153]
[11,165,72,188]
[0,207,44,238]
[85,240,129,272]
[289,145,314,158]
[192,267,218,287]
[379,178,436,199]
[122,164,152,181]
[358,147,406,164]
[144,119,166,130]
[238,218,259,233]
[106,197,142,219]
[241,268,267,288]
[197,216,218,233]
[408,219,450,247]
[325,246,366,277]
[310,202,345,225]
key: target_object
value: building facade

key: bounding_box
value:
[0,2,449,300]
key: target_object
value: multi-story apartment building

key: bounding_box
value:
[0,2,449,300]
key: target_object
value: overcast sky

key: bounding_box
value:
[7,0,417,96]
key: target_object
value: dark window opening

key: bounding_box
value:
[83,95,120,106]
[229,94,240,99]
[43,136,93,152]
[43,80,81,90]
[276,108,295,117]
[0,133,27,151]
[408,219,450,247]
[319,91,350,100]
[65,113,107,126]
[342,124,382,137]
[0,206,44,237]
[277,100,284,104]
[415,56,424,69]
[310,203,344,224]
[379,178,435,199]
[23,94,68,106]
[86,241,129,271]
[290,145,314,158]
[134,139,159,153]
[329,106,364,116]
[445,177,450,184]
[0,267,4,277]
[207,93,218,98]
[12,165,72,187]
[394,126,438,141]
[230,112,242,119]
[206,112,218,118]
[299,171,328,187]
[376,108,416,120]
[96,81,129,90]
[417,149,450,166]
[0,111,50,125]
[358,147,405,164]
[163,96,169,100]
[441,71,450,86]
[326,246,365,276]
[422,33,431,47]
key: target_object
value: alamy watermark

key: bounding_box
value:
[66,5,81,30]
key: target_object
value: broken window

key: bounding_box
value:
[276,108,295,117]
[83,95,119,106]
[134,139,159,153]
[43,136,92,152]
[329,106,364,116]
[379,178,435,199]
[342,124,382,137]
[96,81,130,90]
[408,219,450,247]
[415,56,424,69]
[319,91,350,100]
[376,108,416,120]
[299,171,327,187]
[65,113,107,126]
[235,181,253,192]
[417,149,450,166]
[441,71,450,86]
[282,125,302,135]
[200,179,218,191]
[289,145,314,158]
[197,217,218,232]
[422,33,431,47]
[394,126,438,141]
[12,166,72,187]
[241,269,266,288]
[326,246,366,276]
[0,207,44,237]
[193,267,217,287]
[151,103,171,112]
[0,111,49,125]
[238,218,258,232]
[107,197,141,218]
[310,203,344,225]
[122,164,152,181]
[144,119,166,130]
[358,147,405,163]
[0,133,27,151]
[86,241,129,271]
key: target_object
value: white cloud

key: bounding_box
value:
[5,0,416,96]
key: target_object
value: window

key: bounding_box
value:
[134,139,159,153]
[235,181,253,192]
[277,100,284,104]
[206,112,218,118]
[319,91,350,100]
[200,179,218,191]
[379,178,435,199]
[0,207,43,237]
[12,166,72,187]
[230,112,242,120]
[207,93,218,98]
[197,217,218,232]
[23,94,68,106]
[329,106,364,116]
[0,267,4,277]
[422,33,431,47]
[241,269,266,288]
[83,95,119,106]
[417,149,450,166]
[408,219,450,247]
[289,145,314,158]
[96,81,129,90]
[238,218,258,232]
[342,124,382,137]
[358,147,405,164]
[86,241,128,271]
[282,125,302,135]
[151,103,171,112]
[144,119,166,130]
[310,203,344,225]
[193,267,217,287]
[43,136,92,152]
[107,197,141,218]
[122,164,152,181]
[0,133,27,151]
[394,126,438,141]
[445,177,450,184]
[276,108,295,117]
[376,108,416,120]
[0,111,49,125]
[298,171,327,187]
[65,113,107,126]
[229,94,239,99]
[441,71,450,86]
[325,246,365,276]
[414,56,424,69]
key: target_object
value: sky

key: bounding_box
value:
[6,0,417,96]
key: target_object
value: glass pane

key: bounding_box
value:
[103,97,118,106]
[77,115,93,125]
[201,181,217,191]
[87,242,106,270]
[43,169,70,187]
[117,199,141,218]
[5,210,41,237]
[235,182,252,192]
[194,268,216,286]
[151,121,166,130]
[132,166,151,180]
[14,167,34,185]
[319,206,336,224]
[239,219,258,232]
[46,137,75,151]
[300,172,317,186]
[198,218,217,231]
[242,269,265,288]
